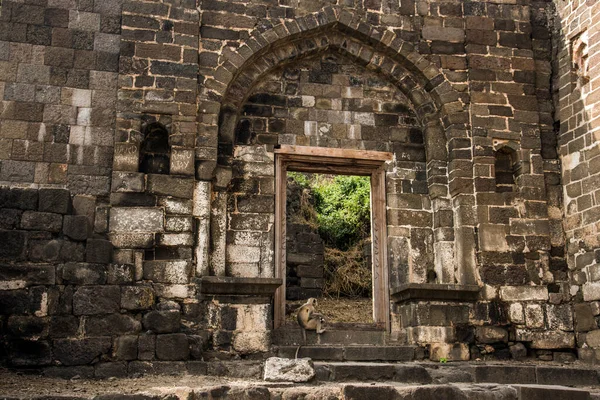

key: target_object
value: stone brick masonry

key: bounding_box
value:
[0,0,599,371]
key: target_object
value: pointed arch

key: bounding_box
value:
[198,6,478,292]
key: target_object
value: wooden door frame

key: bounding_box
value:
[273,145,392,330]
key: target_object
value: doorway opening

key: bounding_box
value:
[285,172,373,325]
[274,145,391,330]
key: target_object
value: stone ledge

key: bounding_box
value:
[391,283,480,302]
[200,276,282,296]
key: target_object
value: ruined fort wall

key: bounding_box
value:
[0,0,122,195]
[0,0,590,370]
[553,0,600,363]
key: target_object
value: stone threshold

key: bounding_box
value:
[391,283,480,302]
[200,276,282,296]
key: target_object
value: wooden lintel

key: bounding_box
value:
[275,145,393,162]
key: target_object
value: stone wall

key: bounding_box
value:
[0,0,121,195]
[553,1,600,363]
[0,0,598,369]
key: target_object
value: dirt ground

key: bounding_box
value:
[0,368,237,398]
[286,297,373,324]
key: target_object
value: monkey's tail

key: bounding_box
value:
[295,345,301,359]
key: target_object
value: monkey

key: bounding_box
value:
[296,297,326,343]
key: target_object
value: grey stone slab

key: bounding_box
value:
[536,366,599,387]
[345,345,415,361]
[475,365,537,384]
[514,385,590,400]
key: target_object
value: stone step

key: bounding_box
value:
[272,326,388,345]
[311,361,600,388]
[274,345,417,361]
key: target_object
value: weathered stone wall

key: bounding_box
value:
[232,51,433,285]
[1,0,596,369]
[0,0,122,195]
[553,1,600,362]
[286,223,325,300]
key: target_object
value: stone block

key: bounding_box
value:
[113,142,139,172]
[62,215,89,241]
[0,264,55,287]
[86,239,113,263]
[0,188,38,210]
[479,224,509,252]
[155,333,189,361]
[536,366,599,387]
[72,195,95,229]
[193,181,211,218]
[109,207,164,232]
[53,337,111,366]
[142,310,180,334]
[543,304,572,331]
[345,346,415,362]
[515,385,590,400]
[475,365,536,384]
[161,197,193,215]
[499,286,548,301]
[583,282,600,301]
[263,357,315,382]
[165,216,192,232]
[73,285,120,315]
[95,362,128,379]
[278,345,343,361]
[585,330,600,347]
[332,363,395,381]
[38,188,70,214]
[0,231,27,260]
[515,329,575,349]
[525,304,544,328]
[156,232,194,246]
[21,211,63,232]
[342,385,398,400]
[296,265,324,278]
[232,331,270,354]
[49,316,79,338]
[509,343,527,360]
[170,147,195,176]
[574,303,597,332]
[108,233,155,249]
[0,208,23,230]
[107,264,134,284]
[7,315,48,338]
[85,314,141,336]
[59,262,106,285]
[474,326,508,344]
[147,174,194,198]
[138,334,156,361]
[422,25,465,42]
[143,260,192,284]
[429,343,470,361]
[121,286,155,311]
[7,339,52,367]
[112,171,145,192]
[0,287,36,316]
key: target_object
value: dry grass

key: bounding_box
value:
[287,297,373,324]
[323,241,372,298]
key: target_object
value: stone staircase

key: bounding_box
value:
[271,323,419,362]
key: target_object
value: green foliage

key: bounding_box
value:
[288,172,372,298]
[288,173,371,250]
